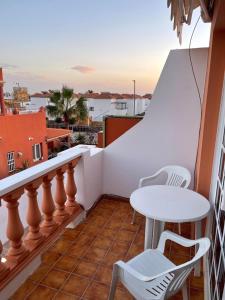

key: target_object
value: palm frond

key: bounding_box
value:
[50,90,61,100]
[46,105,59,117]
[62,86,74,100]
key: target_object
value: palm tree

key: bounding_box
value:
[75,97,88,124]
[47,86,88,127]
[47,86,76,127]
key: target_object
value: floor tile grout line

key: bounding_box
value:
[17,280,38,300]
[25,224,89,299]
[24,253,67,300]
[124,216,143,261]
[52,200,118,299]
[24,282,59,300]
[78,200,135,299]
[51,228,98,298]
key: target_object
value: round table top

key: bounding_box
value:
[130,185,211,222]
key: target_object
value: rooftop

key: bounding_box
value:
[30,92,151,100]
[46,128,72,142]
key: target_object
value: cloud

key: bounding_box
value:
[71,65,95,74]
[0,63,18,70]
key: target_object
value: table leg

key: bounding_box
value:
[152,221,165,248]
[145,218,154,250]
[194,220,202,276]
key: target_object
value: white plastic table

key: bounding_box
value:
[130,185,211,276]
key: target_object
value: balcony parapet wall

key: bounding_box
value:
[0,147,90,291]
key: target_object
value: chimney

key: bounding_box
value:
[0,68,6,115]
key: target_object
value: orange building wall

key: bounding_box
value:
[0,110,48,179]
[104,116,142,147]
[195,0,225,197]
[97,131,103,148]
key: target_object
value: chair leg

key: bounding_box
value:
[108,265,119,300]
[131,209,136,224]
[182,282,188,300]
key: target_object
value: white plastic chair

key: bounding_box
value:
[131,165,191,231]
[108,231,210,300]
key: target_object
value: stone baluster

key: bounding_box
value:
[3,189,29,267]
[54,166,69,224]
[65,158,80,214]
[0,240,9,280]
[24,180,44,250]
[40,173,57,236]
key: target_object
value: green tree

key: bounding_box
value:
[75,97,88,124]
[47,87,88,127]
[46,86,75,127]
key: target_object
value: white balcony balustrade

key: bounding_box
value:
[0,145,103,293]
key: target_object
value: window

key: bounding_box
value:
[32,143,43,161]
[7,152,15,173]
[89,106,94,111]
[115,102,127,110]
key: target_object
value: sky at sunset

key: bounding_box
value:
[0,1,211,95]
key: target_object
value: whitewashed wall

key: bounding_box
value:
[87,98,149,121]
[103,48,208,197]
[74,146,103,210]
[27,97,50,111]
[87,99,112,121]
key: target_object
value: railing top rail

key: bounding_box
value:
[0,147,89,197]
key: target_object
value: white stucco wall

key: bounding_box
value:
[103,48,208,197]
[87,98,149,121]
[28,97,50,110]
[87,99,112,121]
[74,146,103,210]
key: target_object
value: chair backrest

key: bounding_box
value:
[160,165,191,188]
[143,237,210,300]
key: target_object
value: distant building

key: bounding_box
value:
[22,91,151,122]
[28,92,51,111]
[13,86,29,102]
[82,92,151,122]
[0,69,71,179]
[0,109,49,178]
[86,97,150,122]
[4,88,30,111]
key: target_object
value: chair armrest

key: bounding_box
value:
[157,230,201,253]
[138,169,163,188]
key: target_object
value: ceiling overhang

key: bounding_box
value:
[167,0,214,42]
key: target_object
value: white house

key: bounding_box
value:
[86,96,150,122]
[27,93,50,111]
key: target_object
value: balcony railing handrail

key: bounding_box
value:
[0,147,89,197]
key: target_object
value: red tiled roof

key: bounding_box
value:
[46,128,71,142]
[31,91,152,100]
[31,93,51,98]
[143,93,152,99]
[80,92,145,100]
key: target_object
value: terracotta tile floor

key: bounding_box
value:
[11,198,204,300]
